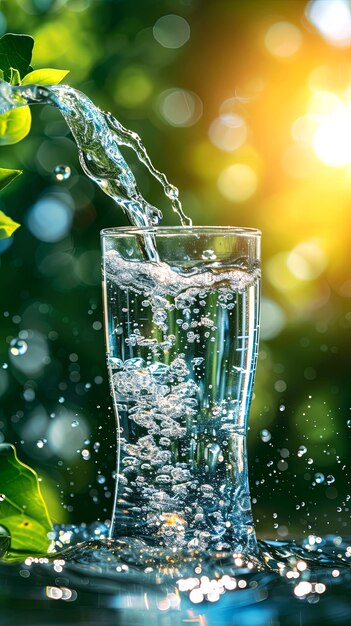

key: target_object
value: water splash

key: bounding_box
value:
[1,525,351,624]
[0,80,191,235]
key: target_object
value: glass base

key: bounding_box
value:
[63,525,264,582]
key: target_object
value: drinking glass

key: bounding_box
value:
[101,226,261,572]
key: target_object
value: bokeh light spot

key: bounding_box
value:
[264,21,302,58]
[27,195,73,242]
[209,115,247,152]
[266,252,301,292]
[313,101,351,166]
[8,332,49,378]
[287,241,327,280]
[158,89,203,127]
[217,164,257,202]
[48,410,89,460]
[153,14,190,49]
[114,67,153,108]
[291,114,319,144]
[260,298,286,340]
[74,250,102,285]
[306,0,351,47]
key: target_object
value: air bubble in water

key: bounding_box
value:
[148,362,169,376]
[297,445,307,457]
[53,164,71,181]
[314,472,325,484]
[202,249,217,261]
[81,449,91,460]
[10,338,28,356]
[108,357,124,369]
[260,428,271,442]
[36,438,47,448]
[192,357,204,366]
[347,420,351,428]
[327,474,335,484]
[96,474,106,484]
[71,420,79,428]
[124,358,145,370]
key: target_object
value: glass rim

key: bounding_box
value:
[100,225,261,237]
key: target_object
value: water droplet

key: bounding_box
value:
[71,420,79,428]
[314,472,325,484]
[202,249,217,261]
[297,445,307,457]
[36,438,47,449]
[10,338,28,356]
[53,164,71,181]
[260,428,271,442]
[327,474,335,484]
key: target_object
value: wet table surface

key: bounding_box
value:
[1,529,351,626]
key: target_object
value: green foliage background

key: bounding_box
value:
[0,0,350,539]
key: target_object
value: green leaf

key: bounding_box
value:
[9,67,21,85]
[0,210,20,239]
[0,34,34,82]
[0,444,52,559]
[0,167,22,191]
[22,68,69,86]
[0,106,31,145]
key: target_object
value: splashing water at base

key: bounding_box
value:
[1,524,351,625]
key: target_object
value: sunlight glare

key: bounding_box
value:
[313,100,351,166]
[306,0,351,47]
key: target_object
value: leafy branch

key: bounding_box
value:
[0,33,69,239]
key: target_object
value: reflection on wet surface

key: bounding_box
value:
[1,524,351,625]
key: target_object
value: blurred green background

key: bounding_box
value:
[0,0,350,539]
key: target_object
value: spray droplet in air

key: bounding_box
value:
[314,472,325,484]
[10,338,28,356]
[53,164,71,181]
[297,445,307,457]
[260,428,271,442]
